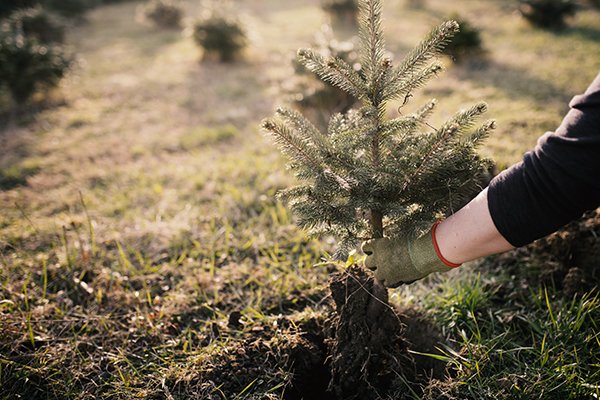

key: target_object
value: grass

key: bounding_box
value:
[419,274,600,399]
[1,0,599,398]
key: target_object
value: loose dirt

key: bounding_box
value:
[489,209,600,297]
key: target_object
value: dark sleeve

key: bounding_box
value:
[487,73,600,247]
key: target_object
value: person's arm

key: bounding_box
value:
[440,72,600,263]
[435,187,513,265]
[487,72,600,247]
[364,73,600,286]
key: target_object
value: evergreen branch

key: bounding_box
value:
[414,99,437,121]
[326,56,369,99]
[383,62,443,101]
[327,112,347,136]
[297,49,367,99]
[371,58,394,106]
[262,118,323,174]
[277,185,312,202]
[399,122,461,193]
[323,168,354,192]
[410,146,475,192]
[329,109,377,150]
[464,120,496,147]
[275,107,331,151]
[441,102,488,134]
[325,111,376,179]
[358,0,385,90]
[394,20,458,81]
[292,194,355,230]
[380,115,417,140]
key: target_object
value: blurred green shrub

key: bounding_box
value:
[0,0,39,18]
[3,6,66,44]
[519,0,577,29]
[0,30,72,105]
[192,11,247,62]
[321,0,358,26]
[442,14,483,62]
[141,0,182,29]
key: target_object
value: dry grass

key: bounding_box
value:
[1,0,599,398]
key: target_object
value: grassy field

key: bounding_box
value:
[1,0,599,398]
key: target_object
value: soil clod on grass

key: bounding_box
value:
[327,265,412,400]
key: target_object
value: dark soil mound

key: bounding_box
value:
[327,265,417,399]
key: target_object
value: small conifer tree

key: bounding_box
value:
[519,0,577,29]
[0,29,72,105]
[192,6,247,63]
[140,0,182,29]
[263,0,494,257]
[4,6,66,44]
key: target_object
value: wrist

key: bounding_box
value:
[431,220,462,268]
[435,188,514,264]
[409,224,459,276]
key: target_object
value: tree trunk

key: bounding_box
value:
[370,209,384,238]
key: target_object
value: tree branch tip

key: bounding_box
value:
[297,48,310,57]
[261,119,276,131]
[446,20,460,33]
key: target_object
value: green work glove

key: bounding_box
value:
[361,224,459,287]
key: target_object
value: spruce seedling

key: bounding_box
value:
[263,0,495,258]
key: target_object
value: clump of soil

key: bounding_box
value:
[326,265,413,400]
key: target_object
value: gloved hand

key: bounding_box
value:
[361,222,460,287]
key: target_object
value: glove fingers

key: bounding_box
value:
[364,254,377,271]
[373,269,391,287]
[361,240,374,255]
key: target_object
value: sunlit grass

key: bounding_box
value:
[1,0,599,398]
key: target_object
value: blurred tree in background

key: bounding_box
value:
[3,6,66,44]
[519,0,577,29]
[285,25,360,129]
[140,0,182,29]
[321,0,359,27]
[192,7,247,62]
[0,30,71,106]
